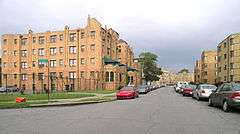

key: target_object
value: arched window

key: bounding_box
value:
[110,72,114,82]
[105,72,109,82]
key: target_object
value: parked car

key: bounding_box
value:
[0,87,7,93]
[192,84,217,101]
[182,84,197,96]
[117,86,139,99]
[137,85,149,94]
[209,82,240,112]
[175,81,188,93]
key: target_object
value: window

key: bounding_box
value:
[81,45,85,52]
[32,61,36,67]
[110,72,114,82]
[224,54,227,59]
[21,62,28,68]
[50,60,57,67]
[217,46,221,52]
[224,42,227,48]
[14,39,17,44]
[21,50,27,57]
[80,58,85,65]
[230,75,234,81]
[39,36,45,44]
[59,72,63,78]
[21,38,27,45]
[69,33,76,42]
[218,67,221,72]
[38,73,44,80]
[38,48,45,56]
[32,37,36,43]
[230,63,234,70]
[90,71,95,78]
[59,47,64,53]
[59,34,63,41]
[13,50,17,56]
[230,38,234,45]
[50,47,57,55]
[50,35,57,43]
[224,65,227,70]
[13,62,17,67]
[69,46,77,54]
[32,49,36,55]
[59,59,63,66]
[218,56,221,62]
[3,50,7,56]
[90,44,95,50]
[80,71,85,78]
[107,48,110,55]
[21,74,27,81]
[69,72,76,79]
[90,31,96,37]
[90,58,95,65]
[81,32,85,39]
[69,59,77,67]
[3,39,7,45]
[230,51,234,58]
[3,62,7,67]
[105,72,109,82]
[50,72,57,80]
[14,74,17,79]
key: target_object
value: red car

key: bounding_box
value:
[182,84,196,96]
[117,86,139,99]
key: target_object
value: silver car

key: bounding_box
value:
[192,84,217,101]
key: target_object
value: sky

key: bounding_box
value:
[1,0,240,72]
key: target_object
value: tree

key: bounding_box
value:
[139,52,162,82]
[178,69,189,74]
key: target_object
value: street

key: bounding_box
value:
[0,87,240,134]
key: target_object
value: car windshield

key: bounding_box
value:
[201,85,217,89]
[186,85,196,89]
[232,83,240,91]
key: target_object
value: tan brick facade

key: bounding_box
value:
[200,50,217,84]
[194,60,202,84]
[1,16,142,92]
[217,33,240,83]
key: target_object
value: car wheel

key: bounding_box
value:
[208,97,213,106]
[223,101,230,112]
[196,95,200,101]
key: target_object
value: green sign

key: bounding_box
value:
[38,59,48,63]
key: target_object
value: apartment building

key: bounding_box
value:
[217,33,240,83]
[1,16,141,92]
[194,60,202,84]
[200,50,217,84]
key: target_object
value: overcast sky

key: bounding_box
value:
[1,0,240,72]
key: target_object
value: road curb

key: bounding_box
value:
[29,97,116,108]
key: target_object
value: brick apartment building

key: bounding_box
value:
[217,33,240,83]
[1,16,142,92]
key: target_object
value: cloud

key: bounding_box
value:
[1,0,240,72]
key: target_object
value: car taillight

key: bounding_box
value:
[201,90,205,93]
[229,92,240,99]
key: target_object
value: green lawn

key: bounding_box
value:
[0,90,116,109]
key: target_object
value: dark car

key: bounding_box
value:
[137,85,149,94]
[209,82,240,112]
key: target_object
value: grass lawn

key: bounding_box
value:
[0,92,95,102]
[0,89,117,109]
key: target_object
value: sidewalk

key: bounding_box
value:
[29,93,116,108]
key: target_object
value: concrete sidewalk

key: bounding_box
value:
[29,93,116,108]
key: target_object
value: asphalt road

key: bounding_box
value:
[0,87,240,134]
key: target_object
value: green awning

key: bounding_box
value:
[38,59,48,63]
[127,66,138,72]
[103,56,119,65]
